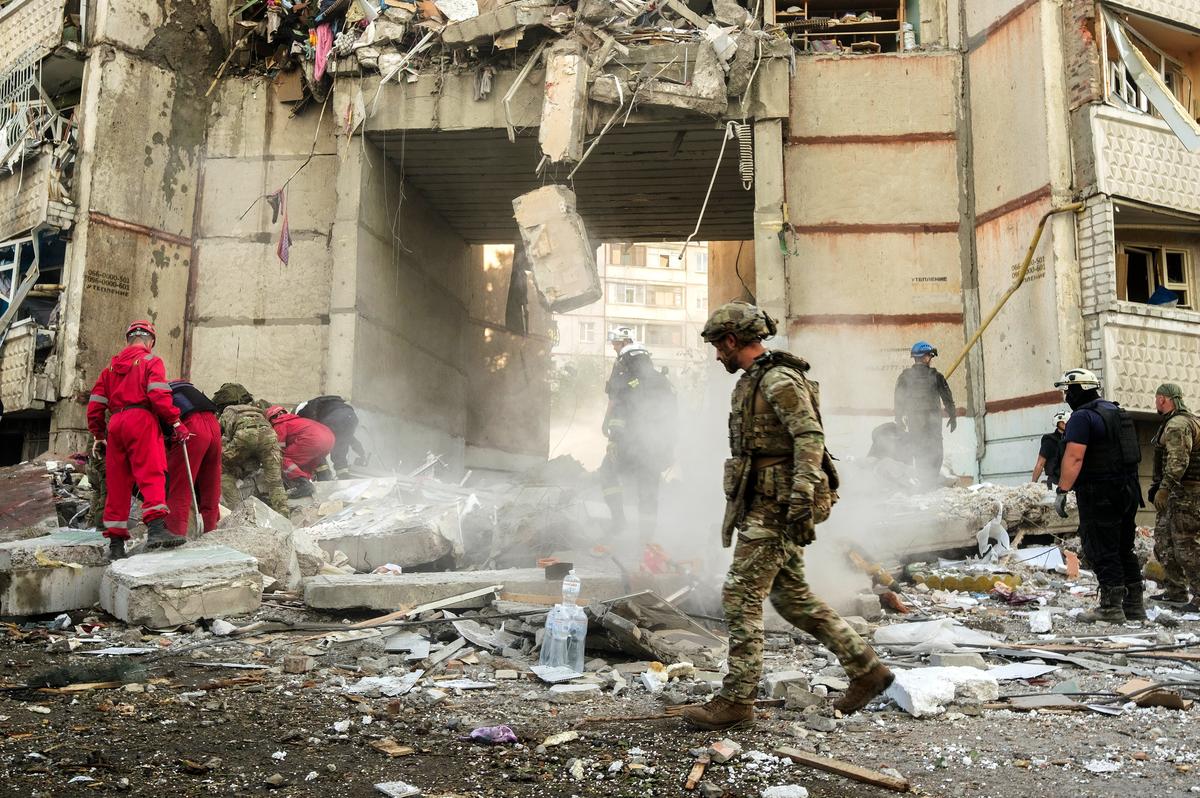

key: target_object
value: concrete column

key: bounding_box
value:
[326,135,371,399]
[752,119,787,336]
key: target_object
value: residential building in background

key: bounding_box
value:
[553,242,711,376]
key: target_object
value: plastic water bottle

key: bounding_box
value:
[539,604,570,669]
[539,570,588,673]
[561,569,581,606]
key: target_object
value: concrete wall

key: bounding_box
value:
[965,0,1081,482]
[188,81,338,403]
[781,52,976,473]
[51,0,225,451]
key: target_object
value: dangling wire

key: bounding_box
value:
[733,121,754,190]
[679,121,736,261]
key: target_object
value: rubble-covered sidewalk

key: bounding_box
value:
[1,457,1199,798]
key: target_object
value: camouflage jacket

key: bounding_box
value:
[722,351,831,546]
[1152,410,1200,495]
[219,403,272,440]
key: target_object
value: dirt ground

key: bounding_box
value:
[3,589,1199,798]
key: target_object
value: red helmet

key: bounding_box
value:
[126,320,156,340]
[266,405,288,422]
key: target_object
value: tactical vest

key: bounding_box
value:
[1040,432,1064,483]
[1153,412,1200,483]
[1078,400,1140,481]
[225,404,271,431]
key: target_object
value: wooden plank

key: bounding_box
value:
[684,754,710,790]
[775,747,911,793]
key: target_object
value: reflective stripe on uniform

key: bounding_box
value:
[143,504,169,513]
[147,382,171,391]
[104,520,128,529]
[283,463,303,475]
[89,394,109,404]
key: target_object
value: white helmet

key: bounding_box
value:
[1053,368,1100,389]
[608,326,634,343]
[1053,410,1071,424]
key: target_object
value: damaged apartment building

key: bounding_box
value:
[0,0,1198,482]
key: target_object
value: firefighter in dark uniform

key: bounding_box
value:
[1032,410,1070,486]
[893,341,956,486]
[1053,368,1143,623]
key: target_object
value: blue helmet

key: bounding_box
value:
[911,341,937,358]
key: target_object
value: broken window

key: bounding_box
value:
[1101,7,1200,152]
[609,244,646,267]
[780,1,908,55]
[1117,243,1193,309]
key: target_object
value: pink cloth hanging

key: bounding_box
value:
[314,23,333,82]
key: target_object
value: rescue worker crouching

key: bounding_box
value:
[296,395,365,479]
[86,321,191,559]
[213,383,289,514]
[266,405,336,498]
[678,301,892,731]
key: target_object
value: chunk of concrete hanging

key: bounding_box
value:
[511,184,600,313]
[590,41,728,116]
[0,529,110,616]
[99,544,263,628]
[539,38,588,164]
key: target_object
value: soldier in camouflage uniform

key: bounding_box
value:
[1149,383,1200,611]
[213,383,289,515]
[87,449,107,530]
[679,301,894,731]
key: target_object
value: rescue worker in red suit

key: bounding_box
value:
[165,381,223,537]
[87,321,191,560]
[265,405,335,499]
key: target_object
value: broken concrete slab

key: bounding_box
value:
[307,502,463,573]
[0,528,110,615]
[885,666,1000,718]
[587,591,726,669]
[539,38,587,164]
[99,544,263,628]
[763,670,809,699]
[439,1,556,46]
[929,652,988,669]
[304,567,626,611]
[590,42,728,116]
[512,185,600,313]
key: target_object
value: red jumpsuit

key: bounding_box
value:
[269,412,336,480]
[166,410,222,535]
[86,345,180,540]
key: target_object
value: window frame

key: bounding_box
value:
[1116,241,1194,309]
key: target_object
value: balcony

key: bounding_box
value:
[0,318,55,413]
[0,153,74,242]
[1092,105,1200,217]
[1109,0,1200,36]
[1101,304,1200,413]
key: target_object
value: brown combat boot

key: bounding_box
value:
[679,697,755,731]
[834,663,895,714]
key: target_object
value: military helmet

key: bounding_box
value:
[1054,368,1100,389]
[701,300,777,344]
[213,382,254,410]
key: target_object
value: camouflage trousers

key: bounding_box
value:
[719,494,879,705]
[87,452,107,529]
[1153,508,1186,595]
[222,424,288,514]
[1166,488,1200,597]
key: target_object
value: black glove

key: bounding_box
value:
[1148,484,1158,504]
[786,503,816,546]
[946,416,957,432]
[1054,490,1069,519]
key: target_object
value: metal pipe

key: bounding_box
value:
[944,202,1085,379]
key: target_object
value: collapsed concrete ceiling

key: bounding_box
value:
[371,122,754,244]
